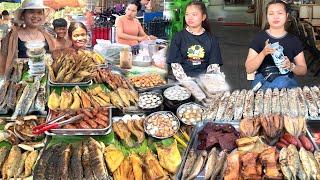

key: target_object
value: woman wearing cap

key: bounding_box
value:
[0,0,55,76]
[115,0,156,46]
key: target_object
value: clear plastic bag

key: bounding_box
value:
[198,73,229,94]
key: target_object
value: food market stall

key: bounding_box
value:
[1,35,320,179]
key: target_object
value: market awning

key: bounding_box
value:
[43,0,85,10]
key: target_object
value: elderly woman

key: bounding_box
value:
[115,0,156,46]
[0,0,55,76]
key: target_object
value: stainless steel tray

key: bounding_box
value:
[135,82,179,92]
[45,108,112,136]
[48,76,93,87]
[175,121,239,180]
[176,102,206,125]
[144,111,180,139]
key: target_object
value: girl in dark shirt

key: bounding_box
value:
[245,0,307,89]
[167,1,223,79]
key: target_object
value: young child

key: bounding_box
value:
[53,18,72,50]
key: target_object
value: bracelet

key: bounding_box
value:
[289,63,296,72]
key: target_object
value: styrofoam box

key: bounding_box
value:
[300,5,311,19]
[313,5,320,18]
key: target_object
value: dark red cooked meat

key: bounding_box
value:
[197,123,239,151]
[218,133,238,151]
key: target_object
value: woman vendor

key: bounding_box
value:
[167,1,223,80]
[115,0,156,46]
[245,0,307,89]
[0,0,55,76]
[68,22,88,51]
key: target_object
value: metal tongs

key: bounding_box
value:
[32,113,84,135]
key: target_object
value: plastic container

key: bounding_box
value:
[25,41,45,56]
[132,55,152,67]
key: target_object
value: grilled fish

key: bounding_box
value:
[21,77,41,115]
[24,150,38,177]
[0,147,9,170]
[181,149,197,180]
[12,84,30,118]
[306,151,320,180]
[303,86,319,117]
[223,90,240,121]
[82,143,95,180]
[272,88,280,114]
[311,86,320,112]
[297,88,308,117]
[87,138,109,180]
[280,88,288,116]
[288,88,299,117]
[0,80,10,105]
[126,118,145,143]
[287,144,306,180]
[279,147,293,180]
[14,151,29,178]
[243,90,254,119]
[5,82,19,110]
[58,144,72,180]
[234,89,247,120]
[216,91,230,121]
[33,145,58,179]
[254,89,264,117]
[2,145,22,179]
[263,88,272,115]
[204,147,218,180]
[70,142,83,180]
[34,87,46,112]
[299,147,311,180]
[45,145,66,180]
[186,150,207,180]
[210,150,227,180]
[315,150,320,167]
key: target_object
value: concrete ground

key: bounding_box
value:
[208,4,320,90]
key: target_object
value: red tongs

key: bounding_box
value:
[32,113,84,135]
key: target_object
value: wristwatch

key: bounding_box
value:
[289,63,296,72]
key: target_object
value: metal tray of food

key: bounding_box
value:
[144,111,180,139]
[48,76,93,87]
[45,107,112,136]
[135,81,179,93]
[138,91,163,110]
[175,121,239,180]
[176,102,206,125]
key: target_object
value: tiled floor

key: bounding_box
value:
[208,6,320,90]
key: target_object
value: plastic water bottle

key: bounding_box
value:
[269,42,289,74]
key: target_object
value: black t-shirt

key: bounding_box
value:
[249,30,303,73]
[167,29,223,77]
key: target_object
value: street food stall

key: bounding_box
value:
[1,1,320,180]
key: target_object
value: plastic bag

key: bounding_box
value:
[198,73,229,94]
[93,40,130,64]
